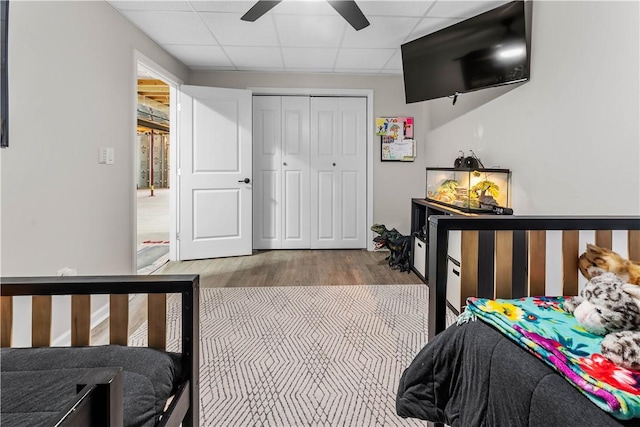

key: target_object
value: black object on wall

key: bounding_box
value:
[401,1,532,104]
[1,0,8,148]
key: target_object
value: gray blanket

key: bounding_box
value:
[396,321,634,426]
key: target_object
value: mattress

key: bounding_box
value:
[1,345,182,427]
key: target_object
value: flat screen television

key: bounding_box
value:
[401,0,532,104]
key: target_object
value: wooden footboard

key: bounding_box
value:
[0,275,200,427]
[427,216,640,340]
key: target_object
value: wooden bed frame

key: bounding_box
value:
[426,216,640,341]
[0,274,200,427]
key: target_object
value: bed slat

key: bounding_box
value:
[148,294,167,349]
[478,231,495,298]
[495,231,513,299]
[562,230,580,296]
[528,230,546,296]
[1,296,12,347]
[32,295,52,347]
[72,295,91,346]
[109,295,129,346]
[629,230,640,261]
[595,230,613,249]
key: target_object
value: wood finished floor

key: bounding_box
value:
[91,250,420,344]
[154,249,420,287]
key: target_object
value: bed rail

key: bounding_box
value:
[0,274,200,427]
[427,216,640,340]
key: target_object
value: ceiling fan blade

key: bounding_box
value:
[241,0,282,22]
[326,1,370,31]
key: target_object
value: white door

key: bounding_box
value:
[178,85,252,260]
[253,96,310,249]
[310,97,367,249]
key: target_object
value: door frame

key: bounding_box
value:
[132,51,183,269]
[249,87,375,251]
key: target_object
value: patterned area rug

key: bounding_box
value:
[131,285,456,426]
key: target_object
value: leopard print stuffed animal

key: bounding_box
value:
[578,243,640,285]
[564,273,640,370]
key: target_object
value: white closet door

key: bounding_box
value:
[253,96,310,249]
[281,97,310,248]
[253,96,282,249]
[310,97,367,249]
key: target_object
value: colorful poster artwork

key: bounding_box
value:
[376,117,413,139]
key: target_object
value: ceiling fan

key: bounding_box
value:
[241,0,370,31]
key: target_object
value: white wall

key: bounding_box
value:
[0,1,189,345]
[424,1,640,215]
[1,1,188,276]
[190,71,427,234]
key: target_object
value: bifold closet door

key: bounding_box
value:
[310,97,367,249]
[253,96,310,249]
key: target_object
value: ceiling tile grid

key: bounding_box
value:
[110,0,510,75]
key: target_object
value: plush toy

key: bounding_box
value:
[578,243,640,285]
[564,273,640,370]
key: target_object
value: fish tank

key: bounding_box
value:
[426,167,511,212]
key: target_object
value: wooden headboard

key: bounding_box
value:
[427,216,640,340]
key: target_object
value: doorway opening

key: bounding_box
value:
[136,64,170,273]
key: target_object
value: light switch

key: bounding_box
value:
[99,147,115,165]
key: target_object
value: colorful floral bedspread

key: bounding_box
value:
[462,296,640,420]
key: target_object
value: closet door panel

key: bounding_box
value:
[337,97,367,247]
[317,171,335,240]
[281,97,310,248]
[310,97,366,249]
[341,170,359,239]
[253,96,282,249]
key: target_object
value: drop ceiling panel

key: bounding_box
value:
[122,10,218,45]
[383,51,404,72]
[282,47,338,69]
[110,1,192,12]
[341,16,420,49]
[335,48,396,70]
[428,0,507,19]
[409,16,460,41]
[108,0,508,75]
[275,14,347,48]
[201,12,279,46]
[224,46,284,69]
[357,1,435,17]
[163,44,233,67]
[273,1,337,16]
[192,1,257,13]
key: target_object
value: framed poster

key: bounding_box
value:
[381,137,416,161]
[377,117,415,161]
[376,117,413,140]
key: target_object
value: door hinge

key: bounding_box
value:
[177,103,182,112]
[176,233,181,241]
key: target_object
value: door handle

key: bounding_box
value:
[238,178,251,184]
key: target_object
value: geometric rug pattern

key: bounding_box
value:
[131,285,456,426]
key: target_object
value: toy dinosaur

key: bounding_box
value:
[371,224,411,273]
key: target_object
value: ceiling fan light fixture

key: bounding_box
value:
[240,0,282,22]
[241,0,370,31]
